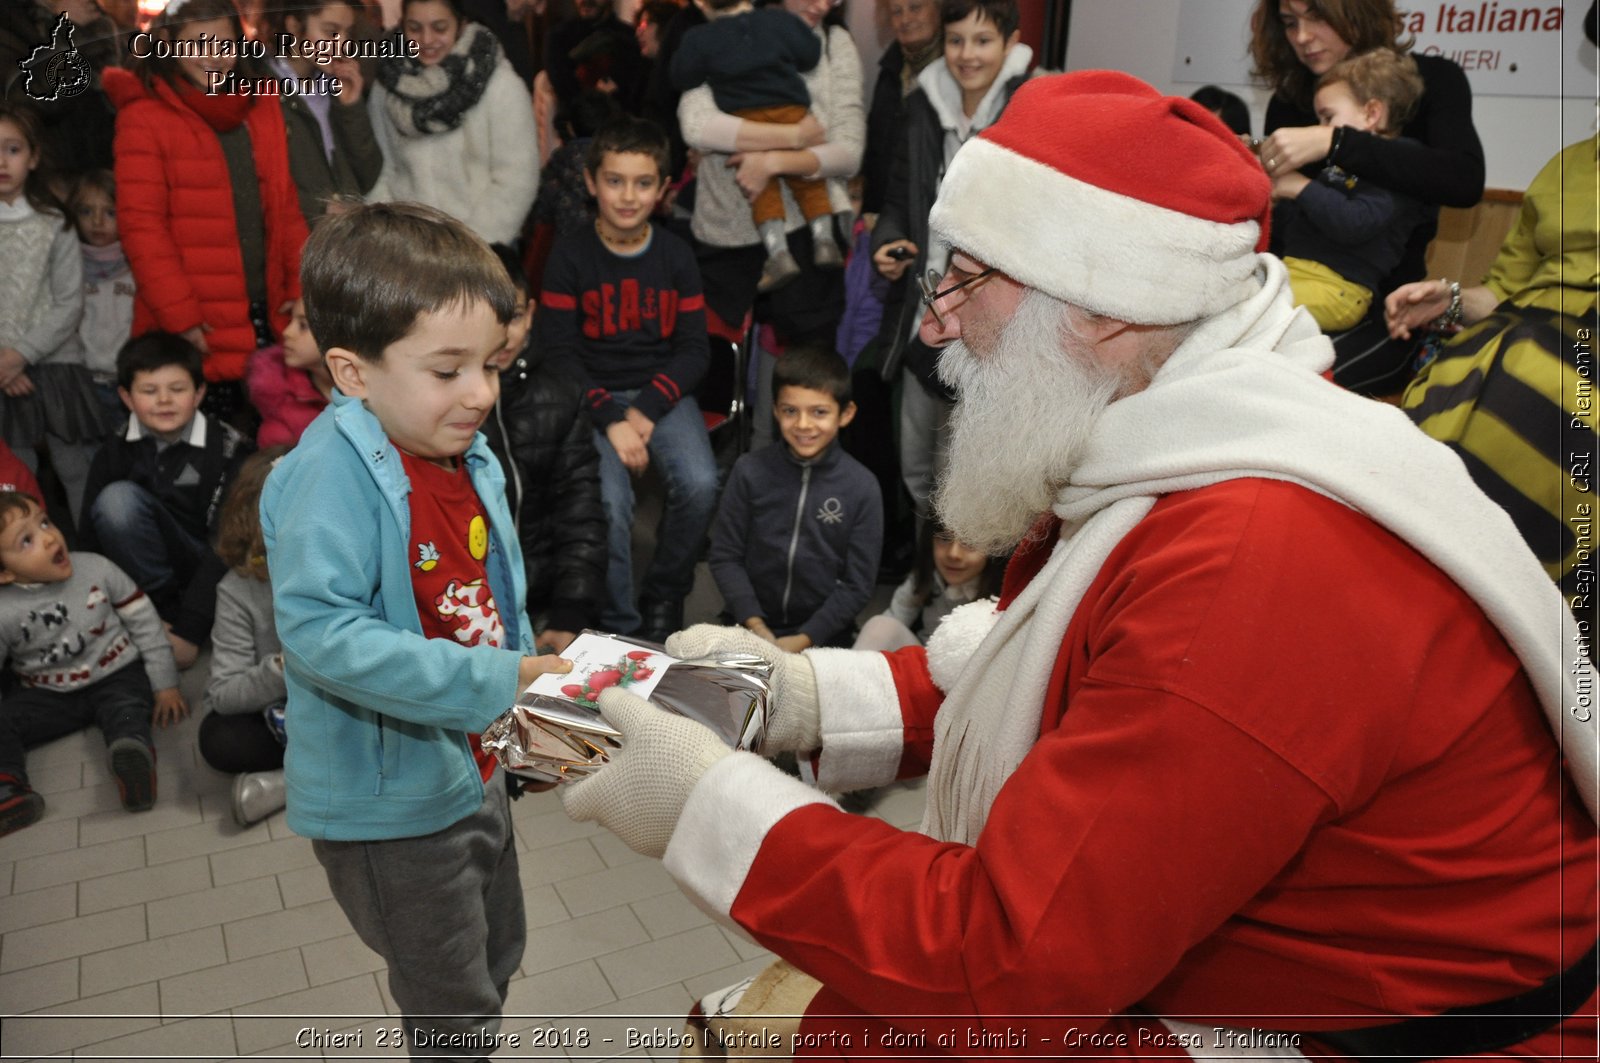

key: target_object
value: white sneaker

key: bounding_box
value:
[231,769,286,827]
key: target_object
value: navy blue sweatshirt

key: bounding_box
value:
[670,7,820,113]
[709,439,882,645]
[538,224,710,428]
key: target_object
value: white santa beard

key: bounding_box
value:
[933,290,1124,554]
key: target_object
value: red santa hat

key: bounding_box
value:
[928,70,1272,326]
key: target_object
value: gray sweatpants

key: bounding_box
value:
[313,770,526,1062]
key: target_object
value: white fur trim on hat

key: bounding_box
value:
[809,648,906,792]
[929,138,1263,325]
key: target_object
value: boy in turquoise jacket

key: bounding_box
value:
[262,203,570,1051]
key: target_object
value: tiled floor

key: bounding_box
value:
[0,559,922,1061]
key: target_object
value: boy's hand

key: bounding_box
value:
[873,241,918,282]
[518,652,574,690]
[328,56,364,102]
[606,421,650,475]
[0,347,28,389]
[623,406,655,446]
[774,633,812,653]
[1271,171,1310,201]
[181,324,211,354]
[153,687,189,727]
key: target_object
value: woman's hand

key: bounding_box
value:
[790,112,825,149]
[873,240,918,282]
[726,151,778,203]
[328,56,364,103]
[1259,125,1335,178]
[1385,279,1450,340]
[181,323,212,355]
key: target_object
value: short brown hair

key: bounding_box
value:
[1317,47,1422,134]
[0,491,42,569]
[585,115,671,181]
[1249,0,1408,108]
[214,446,290,578]
[299,202,517,363]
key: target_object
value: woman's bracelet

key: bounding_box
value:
[1433,279,1463,332]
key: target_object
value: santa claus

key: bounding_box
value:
[563,71,1598,1060]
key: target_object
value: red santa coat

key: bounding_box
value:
[666,479,1598,1060]
[105,68,307,383]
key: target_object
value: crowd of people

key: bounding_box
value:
[0,0,1594,1056]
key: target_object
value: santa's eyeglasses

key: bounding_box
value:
[918,265,997,328]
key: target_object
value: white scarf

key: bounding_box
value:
[923,255,1598,848]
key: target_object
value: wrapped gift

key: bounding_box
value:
[481,630,771,785]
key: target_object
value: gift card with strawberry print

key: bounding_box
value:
[525,632,672,710]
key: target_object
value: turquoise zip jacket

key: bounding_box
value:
[261,390,531,841]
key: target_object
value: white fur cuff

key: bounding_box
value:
[665,753,834,921]
[807,648,905,792]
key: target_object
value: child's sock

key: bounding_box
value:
[758,219,788,259]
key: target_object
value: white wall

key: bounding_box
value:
[1064,0,1597,191]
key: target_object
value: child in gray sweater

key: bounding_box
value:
[0,490,184,837]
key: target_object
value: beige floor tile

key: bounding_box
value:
[300,932,385,987]
[629,891,712,941]
[264,810,297,841]
[73,1013,237,1060]
[80,924,226,997]
[10,835,143,895]
[570,984,697,1060]
[556,859,678,918]
[147,876,282,939]
[3,981,161,1057]
[231,972,388,1055]
[25,758,84,795]
[517,910,651,978]
[1,902,146,974]
[158,946,308,1015]
[25,727,100,769]
[0,881,76,935]
[589,830,651,869]
[245,1040,330,1059]
[79,794,206,846]
[78,854,211,915]
[514,804,608,852]
[719,926,770,962]
[35,779,122,822]
[596,926,741,1001]
[209,832,317,886]
[143,815,270,866]
[680,955,775,1003]
[277,862,333,908]
[0,817,80,872]
[502,958,618,1020]
[0,956,78,1013]
[522,882,571,930]
[224,898,351,962]
[514,838,606,888]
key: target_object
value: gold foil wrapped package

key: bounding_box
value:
[481,630,772,785]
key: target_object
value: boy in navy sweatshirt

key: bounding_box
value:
[538,116,715,643]
[709,345,881,649]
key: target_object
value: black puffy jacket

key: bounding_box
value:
[482,343,608,638]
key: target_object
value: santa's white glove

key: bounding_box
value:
[666,624,820,754]
[560,688,731,859]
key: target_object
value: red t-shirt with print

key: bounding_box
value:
[398,449,504,782]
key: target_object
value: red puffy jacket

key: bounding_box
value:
[105,68,308,383]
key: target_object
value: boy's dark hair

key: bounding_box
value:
[1189,85,1251,138]
[585,115,672,180]
[1318,48,1424,135]
[299,202,517,362]
[939,0,1018,37]
[214,445,290,579]
[0,491,41,562]
[116,332,205,390]
[772,344,852,407]
[489,242,529,295]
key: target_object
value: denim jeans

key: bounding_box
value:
[0,663,153,786]
[594,393,719,632]
[87,480,206,617]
